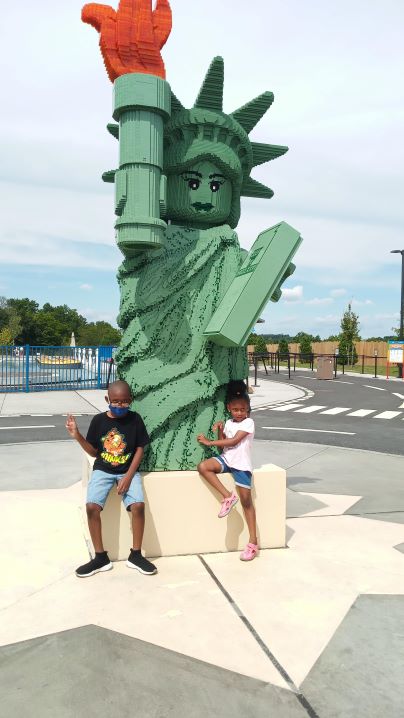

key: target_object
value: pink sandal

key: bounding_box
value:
[240,543,259,561]
[218,492,238,518]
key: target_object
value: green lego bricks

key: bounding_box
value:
[112,73,171,254]
[203,222,302,347]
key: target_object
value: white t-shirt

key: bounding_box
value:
[222,417,255,472]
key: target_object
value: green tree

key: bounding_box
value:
[338,302,360,365]
[0,297,8,330]
[278,338,289,356]
[0,299,22,343]
[77,321,121,346]
[35,304,87,345]
[298,333,312,363]
[247,332,258,346]
[325,334,339,341]
[0,327,13,345]
[254,335,268,354]
[6,298,39,344]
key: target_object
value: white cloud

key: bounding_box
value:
[78,307,118,325]
[330,289,347,297]
[80,284,93,291]
[314,314,340,325]
[351,299,373,306]
[306,297,333,306]
[282,285,303,302]
[374,312,399,321]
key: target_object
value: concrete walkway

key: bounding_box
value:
[0,378,403,717]
[0,374,310,415]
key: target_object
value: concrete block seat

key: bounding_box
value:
[82,456,286,560]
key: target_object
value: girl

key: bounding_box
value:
[197,380,258,561]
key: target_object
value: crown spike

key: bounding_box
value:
[241,177,274,199]
[252,142,288,166]
[194,56,224,111]
[231,91,274,134]
[171,91,184,114]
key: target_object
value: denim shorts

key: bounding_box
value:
[214,456,252,489]
[87,469,144,510]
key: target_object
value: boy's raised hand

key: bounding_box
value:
[65,414,79,439]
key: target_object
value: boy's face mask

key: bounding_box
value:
[109,405,129,417]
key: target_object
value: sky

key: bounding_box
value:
[1,0,403,338]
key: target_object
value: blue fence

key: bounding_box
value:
[0,345,118,392]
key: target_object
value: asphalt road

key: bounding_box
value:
[252,370,404,456]
[1,370,403,455]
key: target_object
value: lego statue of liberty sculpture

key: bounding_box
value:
[82,0,301,470]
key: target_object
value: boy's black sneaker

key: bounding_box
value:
[126,549,157,575]
[75,552,113,578]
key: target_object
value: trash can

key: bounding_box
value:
[317,356,334,380]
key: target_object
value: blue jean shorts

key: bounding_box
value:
[214,456,252,489]
[87,469,144,510]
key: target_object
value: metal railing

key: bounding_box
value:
[249,352,402,383]
[0,345,117,392]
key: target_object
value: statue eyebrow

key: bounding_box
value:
[209,173,225,179]
[182,170,202,178]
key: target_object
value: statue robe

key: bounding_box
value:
[116,223,248,470]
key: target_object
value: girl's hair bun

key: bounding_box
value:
[226,379,250,410]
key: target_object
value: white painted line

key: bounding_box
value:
[262,426,356,435]
[294,405,327,413]
[62,413,83,417]
[373,411,402,420]
[320,407,351,415]
[334,380,354,385]
[0,425,55,430]
[0,415,21,418]
[363,385,385,391]
[270,403,304,412]
[347,409,376,417]
[392,393,404,400]
[30,414,52,417]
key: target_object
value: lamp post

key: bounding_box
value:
[390,249,404,377]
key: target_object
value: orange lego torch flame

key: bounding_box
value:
[82,0,172,81]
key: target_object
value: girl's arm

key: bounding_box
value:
[198,430,249,448]
[212,421,225,440]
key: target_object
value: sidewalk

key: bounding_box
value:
[0,377,309,415]
[1,378,403,717]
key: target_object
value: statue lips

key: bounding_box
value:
[192,202,214,212]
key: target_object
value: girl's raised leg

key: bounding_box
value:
[197,458,232,499]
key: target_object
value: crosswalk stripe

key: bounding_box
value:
[270,404,304,412]
[294,405,327,413]
[373,411,402,420]
[346,409,376,417]
[320,407,351,415]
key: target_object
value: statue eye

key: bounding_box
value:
[188,178,200,190]
[210,180,222,192]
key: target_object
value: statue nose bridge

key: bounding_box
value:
[194,181,213,202]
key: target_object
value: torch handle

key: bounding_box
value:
[113,74,171,255]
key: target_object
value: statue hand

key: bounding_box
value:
[82,0,172,81]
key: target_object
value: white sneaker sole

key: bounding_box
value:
[126,560,157,575]
[75,562,113,578]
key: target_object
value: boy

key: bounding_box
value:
[66,380,157,577]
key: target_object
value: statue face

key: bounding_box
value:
[167,160,232,226]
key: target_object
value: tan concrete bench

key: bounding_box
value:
[82,455,286,560]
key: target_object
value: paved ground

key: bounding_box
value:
[1,375,403,717]
[253,368,404,454]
